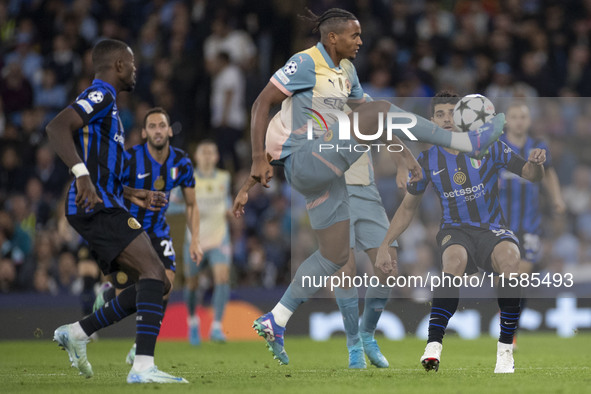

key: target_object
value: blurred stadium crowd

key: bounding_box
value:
[1,0,591,296]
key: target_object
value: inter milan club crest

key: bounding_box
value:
[170,167,179,180]
[127,217,141,229]
[453,171,467,185]
[153,176,165,190]
[470,158,482,169]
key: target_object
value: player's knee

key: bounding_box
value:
[443,258,467,277]
[142,261,167,282]
[185,275,199,291]
[493,244,521,274]
[331,249,350,267]
[442,246,468,276]
[214,273,229,285]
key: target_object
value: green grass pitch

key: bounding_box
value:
[1,334,589,393]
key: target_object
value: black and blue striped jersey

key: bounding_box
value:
[66,79,127,215]
[122,143,195,239]
[407,141,527,231]
[498,135,551,235]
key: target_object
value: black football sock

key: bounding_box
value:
[103,286,116,303]
[427,273,459,344]
[135,279,165,357]
[498,284,521,344]
[79,284,137,336]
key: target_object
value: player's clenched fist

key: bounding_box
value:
[527,148,546,166]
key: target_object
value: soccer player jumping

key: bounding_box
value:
[376,91,546,373]
[245,8,505,365]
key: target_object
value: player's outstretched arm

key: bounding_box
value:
[182,186,203,265]
[250,82,287,188]
[375,192,423,275]
[123,186,167,211]
[520,148,546,182]
[46,107,103,210]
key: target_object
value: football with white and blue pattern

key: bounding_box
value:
[453,94,496,132]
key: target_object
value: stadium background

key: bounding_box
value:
[1,0,590,341]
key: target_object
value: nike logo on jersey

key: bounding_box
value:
[138,173,150,179]
[433,169,445,176]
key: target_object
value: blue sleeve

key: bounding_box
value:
[70,87,114,125]
[121,150,131,185]
[407,152,429,195]
[493,141,527,175]
[180,158,195,188]
[270,53,316,96]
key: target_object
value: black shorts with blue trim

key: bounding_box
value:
[436,225,519,275]
[67,208,144,275]
[149,235,176,271]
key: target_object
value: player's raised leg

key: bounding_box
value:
[350,100,505,160]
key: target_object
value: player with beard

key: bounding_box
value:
[94,107,203,364]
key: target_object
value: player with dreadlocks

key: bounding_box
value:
[241,8,505,366]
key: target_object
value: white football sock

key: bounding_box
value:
[71,322,89,340]
[271,303,293,327]
[133,355,154,372]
